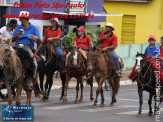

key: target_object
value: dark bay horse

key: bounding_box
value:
[38,43,66,101]
[0,44,24,105]
[87,47,123,108]
[63,47,94,103]
[134,53,163,117]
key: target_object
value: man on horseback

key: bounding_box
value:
[0,19,18,44]
[12,11,42,79]
[97,22,122,78]
[129,35,161,82]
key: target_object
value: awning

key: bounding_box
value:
[43,11,123,17]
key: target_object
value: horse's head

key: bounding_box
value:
[0,44,12,69]
[87,47,97,71]
[69,46,81,67]
[135,52,146,73]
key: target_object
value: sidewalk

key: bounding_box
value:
[51,70,134,90]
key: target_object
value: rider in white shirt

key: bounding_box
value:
[0,19,18,44]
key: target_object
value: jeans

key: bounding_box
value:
[110,51,120,71]
[55,46,66,69]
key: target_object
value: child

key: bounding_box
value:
[128,35,160,82]
[160,36,163,58]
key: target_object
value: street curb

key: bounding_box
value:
[1,80,135,94]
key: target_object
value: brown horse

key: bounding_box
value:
[0,44,24,105]
[63,47,94,103]
[0,44,40,105]
[87,47,123,108]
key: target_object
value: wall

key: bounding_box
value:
[104,0,163,45]
[115,43,150,70]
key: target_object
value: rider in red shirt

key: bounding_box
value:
[74,26,93,51]
[43,18,66,72]
[98,22,122,78]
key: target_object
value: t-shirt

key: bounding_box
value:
[74,35,92,49]
[98,32,117,50]
[44,27,61,43]
[144,44,160,56]
[13,23,40,48]
[0,26,12,41]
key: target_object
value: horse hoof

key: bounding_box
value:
[90,96,94,101]
[137,114,141,117]
[79,99,83,102]
[63,98,67,102]
[110,103,114,107]
[74,100,78,104]
[59,96,63,100]
[92,104,97,109]
[40,98,45,102]
[100,104,105,107]
[114,98,117,103]
[148,112,153,116]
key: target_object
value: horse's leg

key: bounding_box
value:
[39,72,44,91]
[110,78,116,107]
[148,93,153,116]
[11,86,16,99]
[137,88,143,117]
[114,78,120,102]
[7,88,12,105]
[88,76,94,100]
[75,80,79,103]
[92,77,102,108]
[59,72,66,100]
[26,91,32,105]
[63,74,71,102]
[100,88,105,107]
[79,77,83,102]
[46,73,54,100]
[16,79,23,105]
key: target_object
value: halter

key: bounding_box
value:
[87,50,104,72]
[0,46,22,88]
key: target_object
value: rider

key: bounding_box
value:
[128,35,160,82]
[74,26,94,52]
[43,18,66,72]
[0,19,18,44]
[97,22,122,78]
[160,36,163,58]
[12,11,42,78]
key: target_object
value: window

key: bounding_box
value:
[121,15,136,44]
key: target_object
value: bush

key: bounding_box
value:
[61,28,100,51]
[61,32,76,51]
[95,27,105,37]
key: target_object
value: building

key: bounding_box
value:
[1,0,106,37]
[104,0,163,44]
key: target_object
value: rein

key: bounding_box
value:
[0,49,21,88]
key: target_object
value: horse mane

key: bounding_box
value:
[16,48,35,77]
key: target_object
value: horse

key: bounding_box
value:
[37,43,66,101]
[63,47,94,103]
[134,52,163,117]
[87,47,123,108]
[0,44,24,105]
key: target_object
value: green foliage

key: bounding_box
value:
[86,28,98,48]
[61,27,104,51]
[61,32,76,51]
[95,27,105,37]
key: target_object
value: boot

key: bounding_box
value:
[115,71,122,78]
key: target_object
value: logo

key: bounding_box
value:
[2,105,33,121]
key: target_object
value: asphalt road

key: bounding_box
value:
[0,84,162,122]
